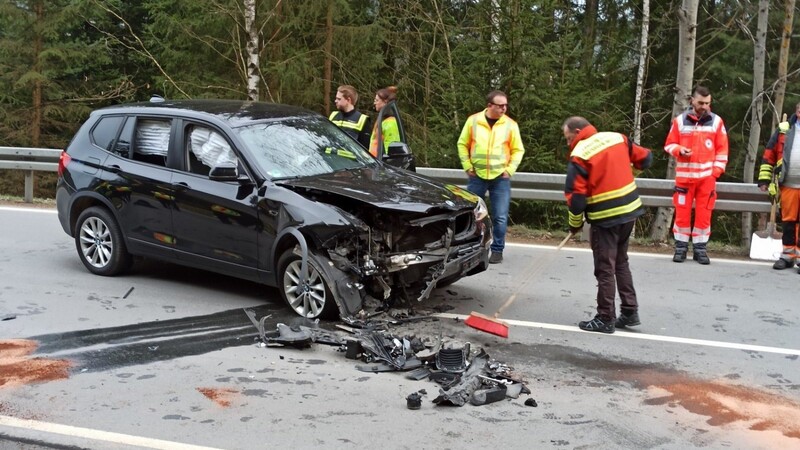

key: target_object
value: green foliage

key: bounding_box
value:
[2,0,800,245]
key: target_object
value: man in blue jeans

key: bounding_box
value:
[457,91,525,263]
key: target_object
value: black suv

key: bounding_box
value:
[56,99,490,319]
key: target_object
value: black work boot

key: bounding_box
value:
[773,258,795,270]
[673,241,688,263]
[615,311,641,328]
[693,243,710,265]
[578,316,615,334]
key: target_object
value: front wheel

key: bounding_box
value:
[74,206,132,276]
[277,248,337,319]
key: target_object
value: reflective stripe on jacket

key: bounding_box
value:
[759,113,798,186]
[664,110,728,183]
[457,110,525,180]
[564,126,653,228]
[329,110,371,148]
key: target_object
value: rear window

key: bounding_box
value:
[91,116,124,151]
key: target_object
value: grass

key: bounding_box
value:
[507,224,749,258]
[0,194,56,207]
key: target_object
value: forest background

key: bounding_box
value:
[1,0,798,246]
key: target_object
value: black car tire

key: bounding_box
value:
[277,248,337,319]
[74,206,132,276]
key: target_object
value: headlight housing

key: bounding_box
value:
[474,197,488,221]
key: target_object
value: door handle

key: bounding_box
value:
[174,181,190,188]
[107,164,121,173]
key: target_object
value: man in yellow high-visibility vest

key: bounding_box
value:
[457,90,525,264]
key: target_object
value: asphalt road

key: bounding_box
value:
[0,206,798,449]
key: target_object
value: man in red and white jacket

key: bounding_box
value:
[664,85,729,265]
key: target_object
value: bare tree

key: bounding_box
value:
[244,0,259,101]
[741,0,769,247]
[771,0,796,129]
[649,0,699,242]
[323,0,333,115]
[632,0,650,144]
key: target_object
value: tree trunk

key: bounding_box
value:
[649,0,699,242]
[32,0,43,147]
[742,0,769,247]
[431,0,459,128]
[323,0,333,115]
[582,0,598,75]
[633,0,650,144]
[244,0,259,101]
[772,0,796,129]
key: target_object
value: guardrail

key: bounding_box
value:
[416,168,769,213]
[0,147,61,202]
[0,147,769,213]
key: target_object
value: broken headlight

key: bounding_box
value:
[474,197,488,221]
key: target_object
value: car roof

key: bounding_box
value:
[93,99,319,127]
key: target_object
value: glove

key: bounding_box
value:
[569,226,583,235]
[768,182,778,199]
[779,121,790,133]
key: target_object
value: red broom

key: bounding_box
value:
[465,232,573,338]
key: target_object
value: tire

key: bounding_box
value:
[74,206,132,276]
[277,248,337,319]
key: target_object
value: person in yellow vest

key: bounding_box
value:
[369,86,401,158]
[457,90,525,264]
[329,85,371,148]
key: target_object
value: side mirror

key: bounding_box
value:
[209,164,239,182]
[386,142,411,157]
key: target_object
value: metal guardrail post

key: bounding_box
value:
[24,170,34,203]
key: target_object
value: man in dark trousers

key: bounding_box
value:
[329,85,371,148]
[562,116,653,333]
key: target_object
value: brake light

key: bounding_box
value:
[58,151,71,177]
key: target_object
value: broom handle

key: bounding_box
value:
[494,232,573,318]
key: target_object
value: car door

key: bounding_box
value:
[374,101,416,171]
[100,115,178,258]
[169,120,261,279]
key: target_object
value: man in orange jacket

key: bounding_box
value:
[758,102,800,270]
[664,85,729,265]
[563,116,652,334]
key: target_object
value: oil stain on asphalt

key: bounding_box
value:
[500,341,800,441]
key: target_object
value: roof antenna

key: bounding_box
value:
[150,94,165,103]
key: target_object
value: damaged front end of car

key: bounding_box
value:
[279,184,491,321]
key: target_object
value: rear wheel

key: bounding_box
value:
[277,248,337,319]
[74,206,132,276]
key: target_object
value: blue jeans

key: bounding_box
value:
[467,175,510,253]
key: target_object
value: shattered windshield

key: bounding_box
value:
[235,116,376,179]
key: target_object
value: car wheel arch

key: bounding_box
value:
[69,192,118,236]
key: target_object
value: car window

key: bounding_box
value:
[91,116,124,152]
[110,117,135,158]
[185,125,238,177]
[133,119,171,167]
[235,117,375,179]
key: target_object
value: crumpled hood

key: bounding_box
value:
[276,166,480,213]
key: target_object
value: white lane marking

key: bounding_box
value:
[505,242,771,266]
[1,206,771,266]
[0,415,223,450]
[436,313,800,356]
[0,206,57,214]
